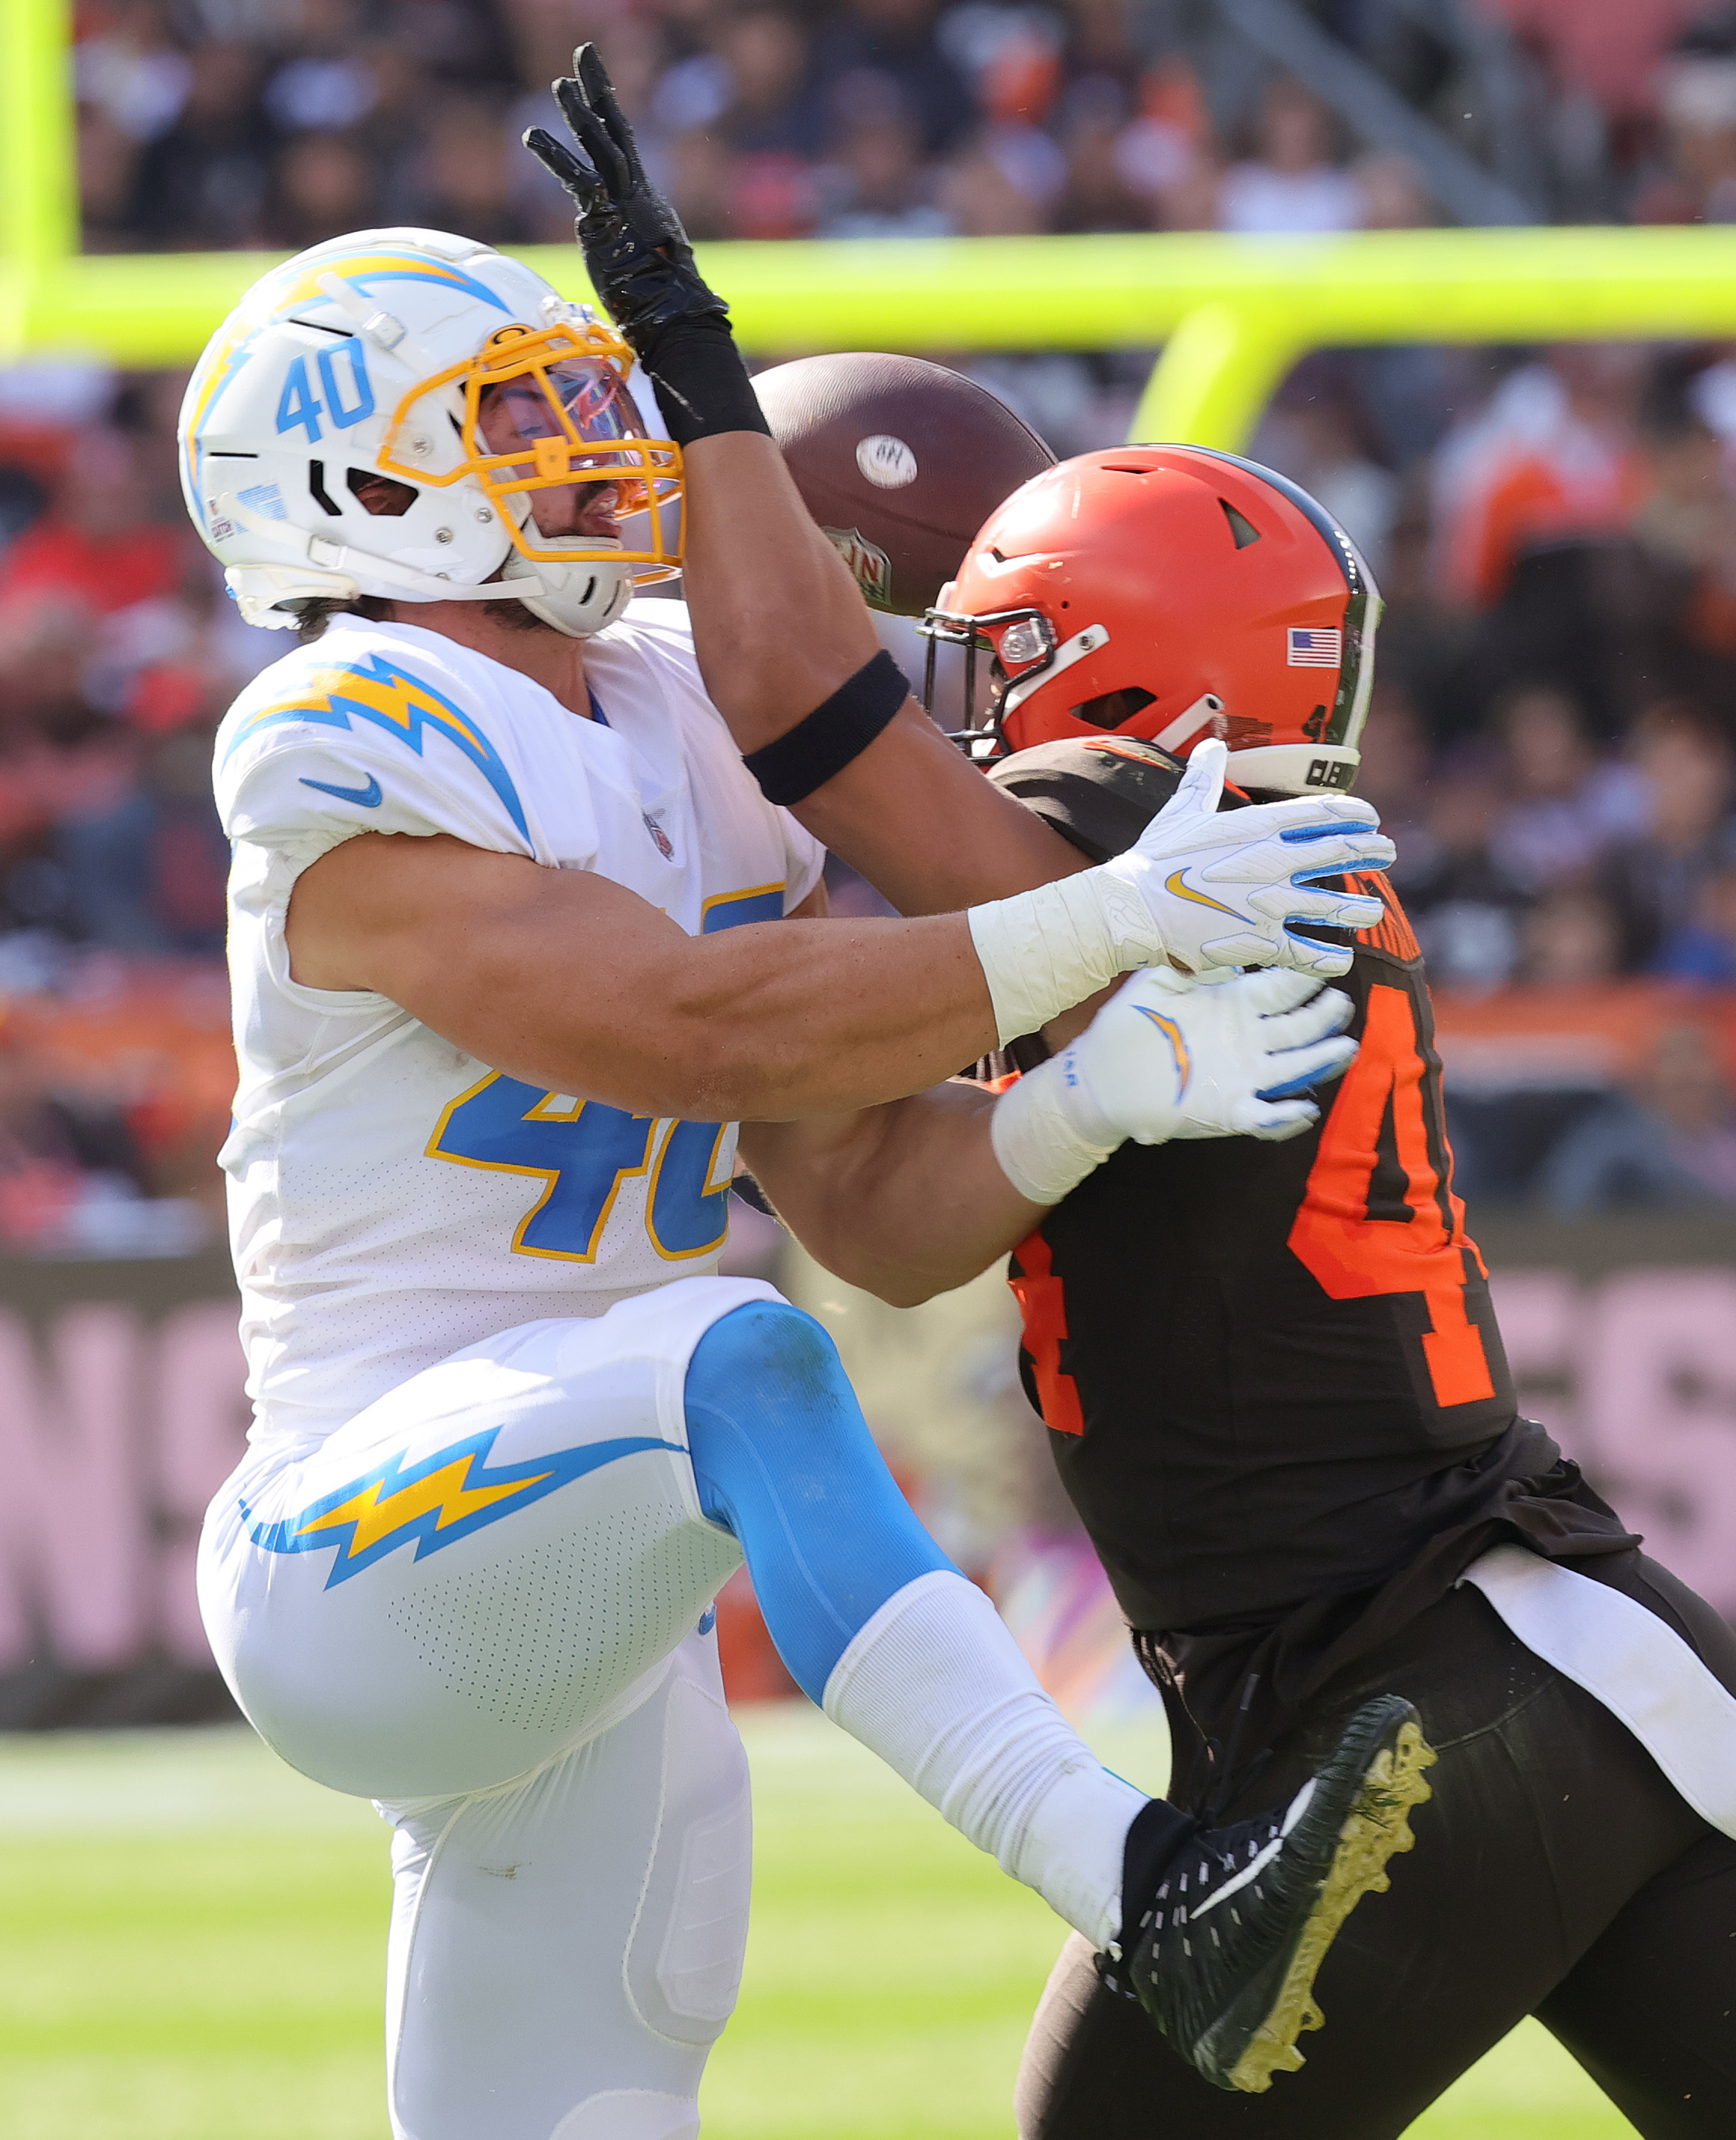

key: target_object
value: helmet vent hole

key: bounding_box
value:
[308,462,342,517]
[989,547,1006,563]
[1073,686,1155,731]
[1221,502,1262,549]
[347,469,418,518]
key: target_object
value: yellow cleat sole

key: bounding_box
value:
[1226,1719,1440,2095]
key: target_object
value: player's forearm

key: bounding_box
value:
[788,708,1091,915]
[616,915,998,1120]
[290,835,996,1118]
[740,1087,1044,1308]
[432,927,993,1121]
[680,433,883,734]
[681,440,1085,915]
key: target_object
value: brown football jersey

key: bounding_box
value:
[984,738,1553,1634]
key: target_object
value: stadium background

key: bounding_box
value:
[2,0,1735,2133]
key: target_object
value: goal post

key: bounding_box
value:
[9,0,1736,451]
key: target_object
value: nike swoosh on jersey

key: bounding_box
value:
[300,772,383,808]
[1163,868,1241,918]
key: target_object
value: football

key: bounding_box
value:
[752,353,1056,617]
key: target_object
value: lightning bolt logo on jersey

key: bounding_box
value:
[215,606,826,1442]
[228,651,529,837]
[245,1424,683,1585]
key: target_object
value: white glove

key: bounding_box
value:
[990,966,1357,1207]
[966,740,1395,1047]
[1103,739,1396,978]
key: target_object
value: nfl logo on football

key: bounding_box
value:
[823,525,895,610]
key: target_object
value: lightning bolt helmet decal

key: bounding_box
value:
[176,227,685,637]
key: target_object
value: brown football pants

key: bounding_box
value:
[1016,1576,1736,2140]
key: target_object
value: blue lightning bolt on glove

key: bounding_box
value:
[990,966,1357,1207]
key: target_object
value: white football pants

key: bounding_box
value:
[198,1275,776,2140]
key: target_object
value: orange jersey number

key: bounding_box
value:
[1288,979,1496,1410]
[1008,1227,1085,1437]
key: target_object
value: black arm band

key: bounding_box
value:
[743,650,911,806]
[643,319,772,448]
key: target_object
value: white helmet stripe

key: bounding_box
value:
[1001,623,1112,717]
[1153,692,1225,754]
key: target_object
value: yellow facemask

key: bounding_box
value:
[378,317,683,574]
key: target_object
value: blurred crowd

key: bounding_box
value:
[0,362,276,1256]
[68,0,1736,252]
[1292,341,1736,993]
[9,3,1736,1250]
[74,0,1411,254]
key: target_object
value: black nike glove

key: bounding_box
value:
[526,44,720,344]
[524,45,770,448]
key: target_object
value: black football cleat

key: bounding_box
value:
[1111,1694,1437,2094]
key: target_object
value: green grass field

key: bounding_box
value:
[0,1711,1633,2139]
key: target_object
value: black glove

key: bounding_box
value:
[526,45,723,346]
[525,45,770,446]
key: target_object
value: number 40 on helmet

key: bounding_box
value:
[177,226,683,641]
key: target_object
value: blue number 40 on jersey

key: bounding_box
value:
[428,1079,731,1261]
[426,884,784,1263]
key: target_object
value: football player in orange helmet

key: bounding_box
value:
[737,443,1736,2129]
[922,442,1376,795]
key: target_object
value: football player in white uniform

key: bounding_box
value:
[182,62,1408,2140]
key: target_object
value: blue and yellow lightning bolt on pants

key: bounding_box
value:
[198,1275,1140,2140]
[199,1277,775,2140]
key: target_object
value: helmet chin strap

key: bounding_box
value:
[219,493,633,638]
[501,539,633,638]
[1152,693,1227,754]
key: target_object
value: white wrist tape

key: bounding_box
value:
[966,868,1165,1048]
[990,1049,1122,1207]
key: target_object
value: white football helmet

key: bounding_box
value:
[177,227,683,637]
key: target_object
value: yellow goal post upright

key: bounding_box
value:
[9,0,1736,452]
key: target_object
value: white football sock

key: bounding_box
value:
[820,1570,1144,1945]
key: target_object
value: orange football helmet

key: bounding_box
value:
[922,445,1380,794]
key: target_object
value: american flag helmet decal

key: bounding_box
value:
[1177,447,1379,752]
[1287,626,1342,667]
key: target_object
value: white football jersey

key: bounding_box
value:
[216,602,824,1445]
